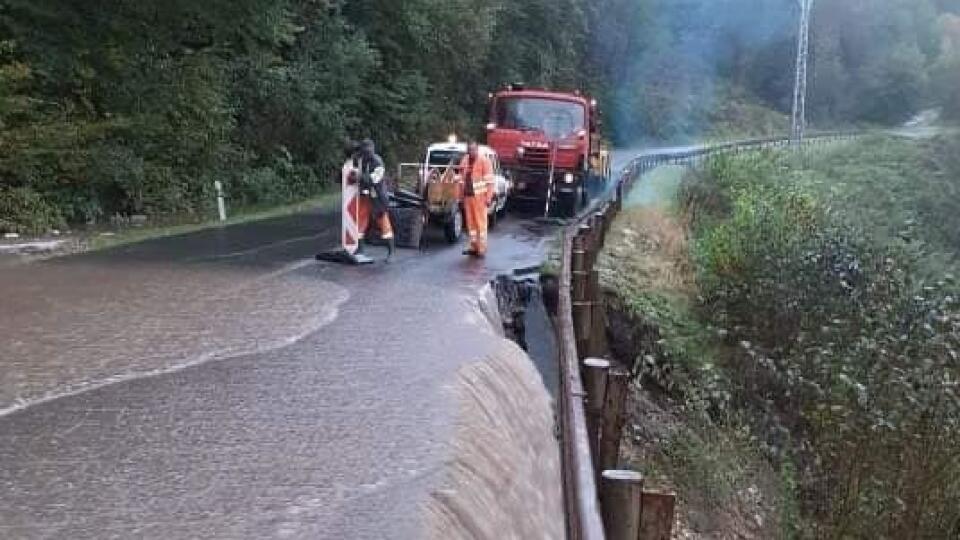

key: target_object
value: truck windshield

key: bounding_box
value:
[494,97,586,140]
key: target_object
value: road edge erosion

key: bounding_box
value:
[422,282,564,539]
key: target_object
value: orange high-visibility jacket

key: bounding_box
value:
[458,153,494,197]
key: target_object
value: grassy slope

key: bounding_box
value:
[801,134,960,266]
[600,133,960,538]
[599,166,787,539]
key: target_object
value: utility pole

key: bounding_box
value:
[791,0,813,146]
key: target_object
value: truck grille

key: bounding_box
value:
[521,148,551,167]
[520,147,581,170]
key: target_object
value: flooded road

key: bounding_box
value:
[0,261,348,415]
[0,208,559,539]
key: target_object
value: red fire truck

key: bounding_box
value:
[484,84,610,217]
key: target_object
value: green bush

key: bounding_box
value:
[0,186,64,234]
[680,143,960,538]
[802,134,960,260]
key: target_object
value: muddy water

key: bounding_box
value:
[425,341,564,540]
[0,260,348,415]
[0,211,565,539]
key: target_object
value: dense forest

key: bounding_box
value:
[596,0,960,140]
[1,0,958,233]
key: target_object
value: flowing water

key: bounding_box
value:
[424,341,564,540]
[0,206,565,539]
[0,259,348,415]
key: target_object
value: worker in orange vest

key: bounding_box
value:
[458,142,495,258]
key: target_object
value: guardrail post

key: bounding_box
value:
[586,269,606,357]
[600,470,644,540]
[590,299,608,358]
[578,223,595,270]
[572,230,594,355]
[572,236,588,300]
[573,300,593,354]
[600,370,630,473]
[592,214,606,249]
[583,357,610,474]
[588,223,602,270]
[586,268,600,301]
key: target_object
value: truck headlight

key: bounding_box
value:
[517,147,525,158]
[564,173,575,184]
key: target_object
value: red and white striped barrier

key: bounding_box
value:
[341,161,361,255]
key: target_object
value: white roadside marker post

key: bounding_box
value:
[214,181,227,222]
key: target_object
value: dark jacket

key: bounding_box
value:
[356,153,389,215]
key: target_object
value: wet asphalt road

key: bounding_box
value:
[0,205,556,539]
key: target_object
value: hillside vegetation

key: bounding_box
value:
[0,0,588,233]
[1,0,958,234]
[604,134,960,537]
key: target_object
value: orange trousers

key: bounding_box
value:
[357,195,393,240]
[464,195,488,255]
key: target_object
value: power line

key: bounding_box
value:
[791,0,813,146]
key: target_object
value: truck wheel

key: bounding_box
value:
[505,196,518,214]
[488,198,498,230]
[444,207,463,244]
[559,185,582,218]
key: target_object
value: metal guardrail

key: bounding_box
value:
[557,226,606,540]
[555,130,862,539]
[617,131,861,179]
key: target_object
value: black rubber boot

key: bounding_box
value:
[385,238,395,263]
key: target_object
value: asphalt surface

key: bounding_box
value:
[0,205,556,539]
